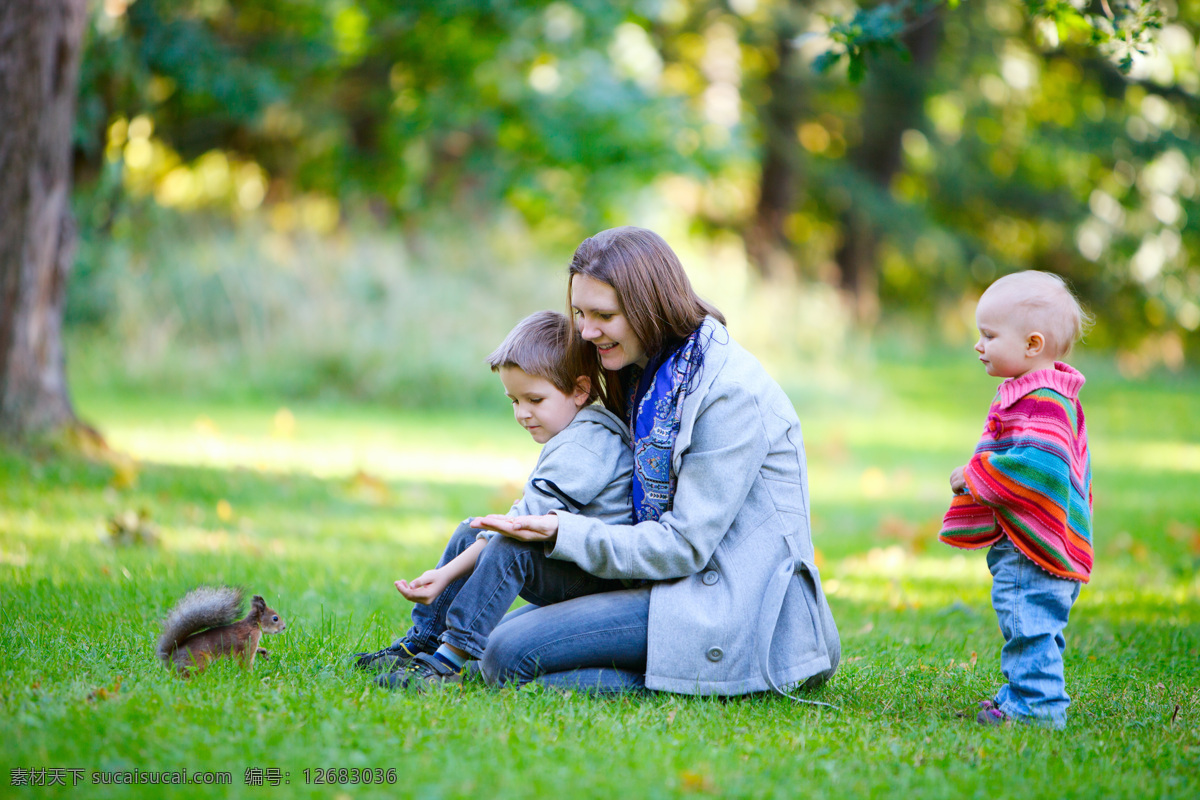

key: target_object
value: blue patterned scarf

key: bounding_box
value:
[630,325,711,523]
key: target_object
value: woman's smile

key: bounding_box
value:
[570,274,648,369]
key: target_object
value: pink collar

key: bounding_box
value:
[996,362,1085,409]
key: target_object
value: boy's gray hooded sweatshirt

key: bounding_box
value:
[478,405,633,541]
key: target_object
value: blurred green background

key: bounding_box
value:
[68,0,1200,411]
[3,5,1199,796]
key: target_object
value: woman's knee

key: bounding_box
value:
[479,623,530,687]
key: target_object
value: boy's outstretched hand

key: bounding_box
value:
[471,513,559,542]
[395,568,451,605]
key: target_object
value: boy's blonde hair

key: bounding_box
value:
[486,311,599,403]
[983,271,1093,358]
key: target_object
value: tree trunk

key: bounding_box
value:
[746,11,807,280]
[835,14,942,322]
[0,0,87,441]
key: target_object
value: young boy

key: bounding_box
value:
[353,310,633,688]
[940,270,1093,729]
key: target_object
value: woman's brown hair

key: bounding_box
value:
[567,227,724,418]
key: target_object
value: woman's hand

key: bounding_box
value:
[471,513,559,543]
[395,568,451,605]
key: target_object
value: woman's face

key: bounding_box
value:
[570,274,648,370]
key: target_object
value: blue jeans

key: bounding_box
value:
[987,537,1082,728]
[481,587,650,693]
[396,521,477,653]
[398,522,632,669]
[442,534,626,659]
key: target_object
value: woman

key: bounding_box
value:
[473,226,840,698]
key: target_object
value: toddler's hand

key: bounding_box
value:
[395,568,448,605]
[949,466,967,494]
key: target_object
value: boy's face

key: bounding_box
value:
[499,366,588,445]
[974,291,1040,378]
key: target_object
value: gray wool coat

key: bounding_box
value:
[550,319,841,695]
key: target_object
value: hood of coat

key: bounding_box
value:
[574,403,634,448]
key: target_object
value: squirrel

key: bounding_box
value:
[157,586,286,677]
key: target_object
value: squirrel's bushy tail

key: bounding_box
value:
[156,586,243,661]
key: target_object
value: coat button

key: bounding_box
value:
[702,570,719,586]
[706,647,723,662]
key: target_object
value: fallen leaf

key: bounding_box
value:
[105,509,160,547]
[348,470,391,505]
[679,771,714,793]
[108,454,140,490]
[1166,520,1193,539]
[880,515,937,554]
[86,676,122,702]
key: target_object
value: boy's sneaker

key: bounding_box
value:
[350,641,420,672]
[976,700,1009,726]
[374,652,463,691]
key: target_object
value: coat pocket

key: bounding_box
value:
[762,476,807,515]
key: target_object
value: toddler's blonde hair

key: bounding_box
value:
[983,271,1093,358]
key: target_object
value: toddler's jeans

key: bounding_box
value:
[987,537,1082,729]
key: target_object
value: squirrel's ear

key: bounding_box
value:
[251,595,266,612]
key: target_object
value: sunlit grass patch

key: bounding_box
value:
[81,392,539,485]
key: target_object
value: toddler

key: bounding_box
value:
[940,271,1093,728]
[352,310,633,689]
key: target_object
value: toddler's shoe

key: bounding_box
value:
[976,700,1009,726]
[375,652,463,691]
[350,640,421,672]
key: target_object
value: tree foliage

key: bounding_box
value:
[803,0,1198,365]
[71,0,1200,368]
[78,0,710,233]
[814,0,1165,81]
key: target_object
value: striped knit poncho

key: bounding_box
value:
[939,362,1093,582]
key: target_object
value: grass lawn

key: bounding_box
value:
[2,349,1198,799]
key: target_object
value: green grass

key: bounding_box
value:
[2,350,1199,799]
